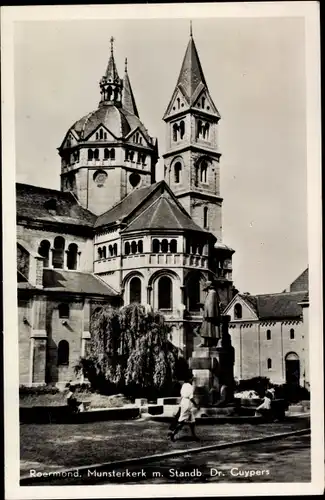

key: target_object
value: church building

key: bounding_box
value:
[17,32,237,386]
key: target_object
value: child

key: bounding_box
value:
[169,376,200,442]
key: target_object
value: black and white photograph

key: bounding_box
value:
[2,2,323,498]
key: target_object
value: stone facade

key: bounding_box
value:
[17,32,308,390]
[223,271,309,388]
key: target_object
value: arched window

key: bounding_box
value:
[138,240,143,253]
[53,236,65,269]
[234,303,242,319]
[98,247,102,259]
[109,245,113,257]
[169,239,177,253]
[38,240,51,267]
[129,277,142,304]
[185,239,191,254]
[94,149,99,160]
[203,123,210,140]
[58,303,69,319]
[161,239,169,253]
[131,241,137,254]
[177,97,180,109]
[99,129,103,140]
[266,329,271,340]
[104,148,110,159]
[104,132,107,140]
[187,275,201,312]
[95,132,99,140]
[202,96,205,108]
[57,340,69,365]
[125,242,130,255]
[200,161,208,183]
[197,120,203,139]
[152,239,160,253]
[67,243,78,270]
[129,151,134,162]
[110,148,115,160]
[113,243,118,256]
[290,328,295,339]
[179,121,185,140]
[173,123,178,142]
[88,149,93,161]
[203,206,208,229]
[174,162,182,183]
[158,276,172,309]
[267,358,272,369]
[102,246,107,259]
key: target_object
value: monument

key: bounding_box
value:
[189,281,235,407]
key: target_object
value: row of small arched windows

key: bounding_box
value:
[125,149,147,164]
[95,129,108,140]
[185,239,207,255]
[38,238,79,270]
[98,243,118,259]
[88,148,115,161]
[172,121,185,142]
[152,239,177,253]
[133,132,143,144]
[173,160,208,184]
[125,240,143,255]
[197,120,210,140]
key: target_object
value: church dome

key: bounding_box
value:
[69,106,153,144]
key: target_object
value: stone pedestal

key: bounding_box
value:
[189,315,235,406]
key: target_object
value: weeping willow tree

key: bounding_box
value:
[76,304,186,398]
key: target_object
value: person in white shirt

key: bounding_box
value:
[255,390,273,418]
[169,376,200,442]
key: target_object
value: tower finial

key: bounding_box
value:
[190,20,193,37]
[110,36,115,54]
[125,57,128,73]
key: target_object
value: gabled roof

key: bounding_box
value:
[289,268,308,292]
[231,291,307,320]
[94,182,163,228]
[122,191,209,234]
[43,270,118,296]
[16,183,96,228]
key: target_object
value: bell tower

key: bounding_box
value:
[163,27,223,240]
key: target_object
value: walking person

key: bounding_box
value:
[169,376,200,442]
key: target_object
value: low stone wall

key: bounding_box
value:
[20,405,140,424]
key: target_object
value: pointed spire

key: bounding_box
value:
[190,20,193,37]
[99,36,123,107]
[176,34,207,99]
[105,36,119,82]
[122,59,139,117]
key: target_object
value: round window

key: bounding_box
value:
[93,170,107,187]
[129,173,141,188]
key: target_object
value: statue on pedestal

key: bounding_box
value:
[198,281,222,347]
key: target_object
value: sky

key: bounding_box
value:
[14,15,308,295]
